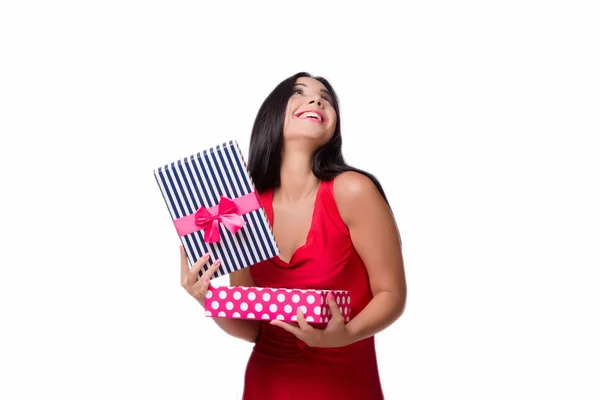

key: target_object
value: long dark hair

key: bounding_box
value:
[247,72,388,204]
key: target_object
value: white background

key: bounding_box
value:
[1,1,599,399]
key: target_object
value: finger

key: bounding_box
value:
[192,273,211,296]
[189,252,211,279]
[270,320,304,339]
[180,246,189,281]
[201,259,221,282]
[192,268,211,288]
[191,259,220,290]
[327,292,343,322]
[296,307,312,331]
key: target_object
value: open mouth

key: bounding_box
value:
[295,110,325,123]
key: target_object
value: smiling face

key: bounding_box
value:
[282,77,337,146]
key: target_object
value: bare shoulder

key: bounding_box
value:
[332,171,387,225]
[333,171,378,198]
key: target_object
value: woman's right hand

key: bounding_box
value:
[180,246,221,308]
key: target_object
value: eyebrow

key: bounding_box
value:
[293,83,332,98]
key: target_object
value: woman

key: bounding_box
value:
[180,72,407,399]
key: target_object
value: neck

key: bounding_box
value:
[278,143,319,202]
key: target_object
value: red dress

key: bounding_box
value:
[243,179,384,400]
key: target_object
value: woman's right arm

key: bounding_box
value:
[180,247,261,343]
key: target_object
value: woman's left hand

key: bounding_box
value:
[270,292,353,348]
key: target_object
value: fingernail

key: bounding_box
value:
[203,252,210,259]
[327,292,333,300]
[214,259,221,265]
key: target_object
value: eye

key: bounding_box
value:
[292,87,304,95]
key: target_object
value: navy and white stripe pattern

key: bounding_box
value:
[154,140,279,279]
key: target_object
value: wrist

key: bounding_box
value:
[197,297,206,309]
[345,322,361,345]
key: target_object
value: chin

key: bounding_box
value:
[284,130,333,145]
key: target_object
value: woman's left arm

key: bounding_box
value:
[270,171,406,347]
[334,171,407,344]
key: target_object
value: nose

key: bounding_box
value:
[308,98,323,107]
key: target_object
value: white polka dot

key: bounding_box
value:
[262,314,270,319]
[232,312,241,318]
[226,301,234,310]
[284,305,292,313]
[344,306,348,315]
[314,306,322,315]
[218,311,226,317]
[262,293,271,302]
[322,306,327,315]
[285,289,292,293]
[342,297,345,305]
[299,305,307,314]
[270,288,278,292]
[248,292,256,301]
[336,296,341,303]
[247,313,255,319]
[256,287,263,291]
[306,316,314,322]
[254,303,263,312]
[300,289,307,294]
[269,304,278,313]
[205,310,212,316]
[277,293,286,302]
[320,296,324,305]
[276,315,284,320]
[240,302,248,311]
[292,294,300,303]
[211,301,219,310]
[233,291,241,300]
[315,290,322,295]
[325,317,329,323]
[205,290,213,299]
[219,291,227,299]
[339,307,343,314]
[345,316,350,322]
[307,295,315,304]
[291,315,297,321]
[241,287,248,290]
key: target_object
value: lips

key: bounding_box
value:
[295,109,325,123]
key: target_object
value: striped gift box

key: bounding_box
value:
[154,140,279,279]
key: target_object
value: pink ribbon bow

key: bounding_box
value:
[172,192,261,243]
[194,196,246,243]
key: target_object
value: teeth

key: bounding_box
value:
[303,112,321,121]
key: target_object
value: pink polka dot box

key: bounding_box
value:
[205,286,351,323]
